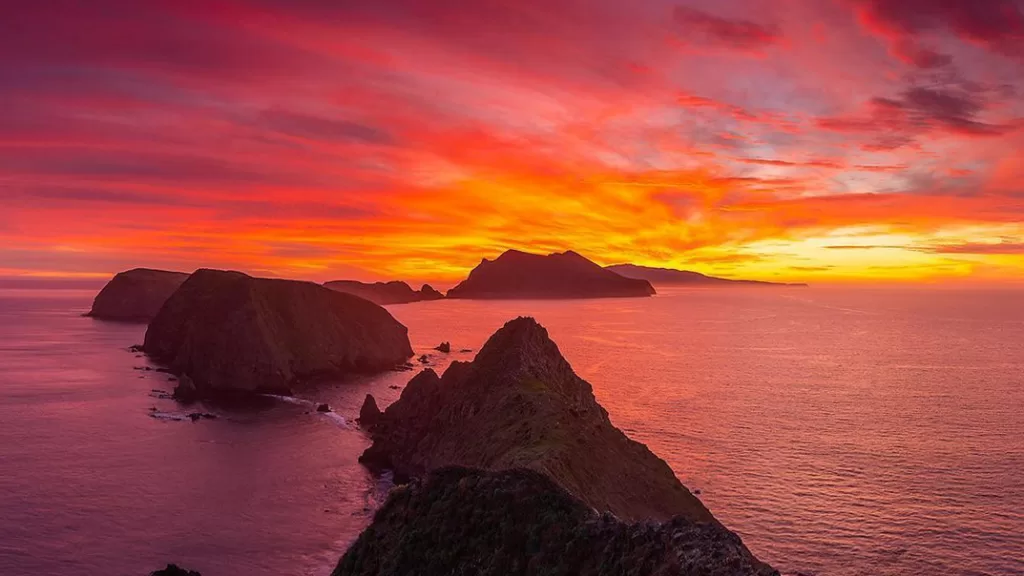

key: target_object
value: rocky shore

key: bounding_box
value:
[333,466,777,576]
[360,317,712,523]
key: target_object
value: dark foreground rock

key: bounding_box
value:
[87,268,189,322]
[361,317,711,523]
[324,280,446,305]
[143,269,413,401]
[333,466,777,576]
[606,264,808,287]
[359,394,381,426]
[151,564,201,576]
[446,249,655,299]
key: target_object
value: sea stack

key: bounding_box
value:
[333,467,777,576]
[323,280,447,305]
[143,270,413,401]
[446,249,655,299]
[87,268,189,322]
[360,317,710,523]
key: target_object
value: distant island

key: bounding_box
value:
[607,263,808,287]
[143,269,413,402]
[87,268,188,322]
[447,250,655,299]
[323,280,444,305]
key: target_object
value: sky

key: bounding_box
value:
[3,0,1024,285]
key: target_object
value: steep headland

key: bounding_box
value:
[333,466,777,576]
[143,269,413,401]
[607,264,808,287]
[87,268,189,322]
[324,280,446,305]
[360,317,710,523]
[446,250,655,299]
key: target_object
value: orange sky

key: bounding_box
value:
[3,0,1024,284]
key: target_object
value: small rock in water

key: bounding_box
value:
[418,354,429,364]
[434,341,451,353]
[128,344,144,353]
[316,403,332,413]
[693,489,702,495]
[172,374,199,404]
[151,564,202,576]
[187,412,217,421]
[389,385,401,390]
[359,394,381,427]
[459,348,472,353]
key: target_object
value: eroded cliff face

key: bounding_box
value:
[333,466,778,576]
[361,316,710,524]
[143,269,413,400]
[88,268,189,322]
[446,250,655,299]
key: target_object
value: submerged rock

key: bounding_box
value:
[88,268,189,322]
[358,394,381,427]
[360,316,711,523]
[446,249,655,299]
[332,466,777,576]
[316,403,332,413]
[144,269,413,402]
[434,341,451,353]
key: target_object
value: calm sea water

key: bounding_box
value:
[0,287,1021,576]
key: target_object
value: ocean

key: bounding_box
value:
[0,286,1021,576]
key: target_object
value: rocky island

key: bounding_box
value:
[87,268,189,322]
[360,317,710,523]
[333,466,777,576]
[446,250,655,299]
[607,264,808,287]
[324,280,445,305]
[143,269,413,401]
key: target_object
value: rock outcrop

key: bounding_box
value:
[418,284,445,300]
[151,565,201,576]
[323,280,446,305]
[360,317,710,523]
[447,250,655,299]
[333,466,777,576]
[606,264,808,287]
[87,268,189,322]
[143,269,413,401]
[359,394,381,427]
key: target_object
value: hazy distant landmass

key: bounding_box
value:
[324,280,445,305]
[87,268,189,322]
[143,269,413,401]
[447,250,656,299]
[607,264,808,287]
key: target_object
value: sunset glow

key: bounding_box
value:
[4,0,1024,283]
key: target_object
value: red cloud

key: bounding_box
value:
[672,6,780,53]
[853,0,1024,62]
